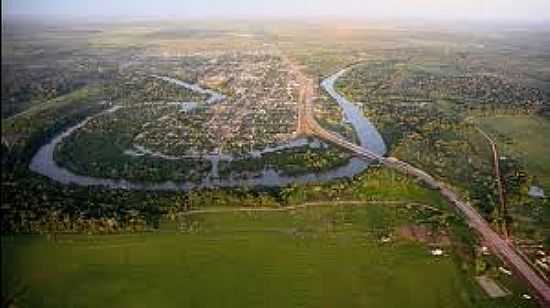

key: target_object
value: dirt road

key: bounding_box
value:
[476,126,509,238]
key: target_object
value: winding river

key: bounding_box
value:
[29,68,387,191]
[321,69,387,155]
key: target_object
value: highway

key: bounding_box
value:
[296,67,550,305]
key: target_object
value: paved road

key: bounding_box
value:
[296,66,550,304]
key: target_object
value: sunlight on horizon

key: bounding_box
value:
[4,0,550,21]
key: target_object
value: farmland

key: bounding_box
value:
[477,115,550,191]
[1,203,537,308]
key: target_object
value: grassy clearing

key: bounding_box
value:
[2,86,107,172]
[477,115,550,190]
[2,86,101,132]
[1,204,518,308]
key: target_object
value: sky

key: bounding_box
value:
[4,0,550,21]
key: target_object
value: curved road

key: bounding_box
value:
[299,66,550,304]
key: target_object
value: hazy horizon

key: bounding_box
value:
[3,0,550,22]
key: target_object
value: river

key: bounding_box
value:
[29,68,386,190]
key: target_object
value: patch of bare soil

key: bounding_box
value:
[397,224,451,246]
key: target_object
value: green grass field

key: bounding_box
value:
[478,115,550,190]
[2,204,536,308]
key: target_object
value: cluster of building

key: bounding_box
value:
[344,63,545,110]
[420,74,546,107]
[132,50,300,157]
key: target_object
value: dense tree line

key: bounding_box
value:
[219,145,351,178]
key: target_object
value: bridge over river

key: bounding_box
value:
[299,65,550,305]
